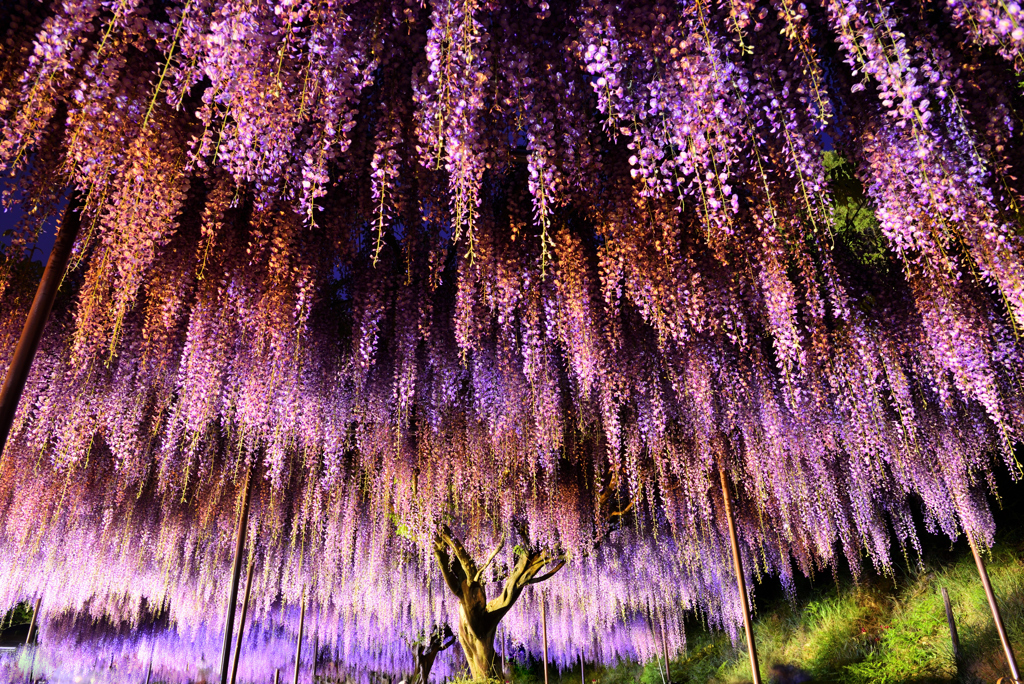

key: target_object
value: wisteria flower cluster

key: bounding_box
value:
[1,0,1024,677]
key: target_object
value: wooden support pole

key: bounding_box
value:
[541,591,549,684]
[941,587,962,672]
[651,617,666,684]
[0,195,82,460]
[219,473,252,684]
[274,668,280,684]
[26,645,37,684]
[968,532,1020,682]
[24,596,40,646]
[293,588,306,684]
[312,632,318,683]
[145,628,156,684]
[661,618,672,684]
[228,554,256,684]
[720,466,761,684]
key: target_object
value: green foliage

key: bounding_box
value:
[578,541,1024,684]
[387,511,413,541]
[637,655,670,684]
[795,591,881,679]
[842,582,951,684]
[593,658,642,684]
[943,548,1024,683]
[0,601,33,631]
[823,151,890,273]
[501,657,539,683]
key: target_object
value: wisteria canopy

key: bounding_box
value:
[1,0,1024,679]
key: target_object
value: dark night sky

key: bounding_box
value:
[1,176,61,266]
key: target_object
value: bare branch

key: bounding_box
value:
[432,534,465,599]
[520,551,554,579]
[487,548,565,616]
[525,559,565,585]
[594,462,642,545]
[486,552,529,614]
[518,551,565,587]
[608,490,640,522]
[596,463,622,510]
[424,625,458,656]
[473,532,506,583]
[439,525,480,579]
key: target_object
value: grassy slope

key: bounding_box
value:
[502,536,1024,684]
[670,540,1024,684]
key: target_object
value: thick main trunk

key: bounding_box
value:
[411,651,439,684]
[431,528,566,682]
[458,600,498,681]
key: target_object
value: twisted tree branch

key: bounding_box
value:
[438,525,480,579]
[433,535,466,599]
[473,532,506,583]
[526,560,565,585]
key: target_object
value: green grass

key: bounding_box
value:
[670,545,1023,683]
[534,539,1024,684]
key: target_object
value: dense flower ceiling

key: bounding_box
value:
[1,0,1024,676]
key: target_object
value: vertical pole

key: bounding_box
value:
[145,628,156,684]
[0,194,83,459]
[24,596,40,646]
[579,652,585,684]
[541,591,549,684]
[26,646,37,684]
[23,597,39,682]
[274,668,280,684]
[219,472,253,684]
[312,632,318,683]
[720,466,761,684]
[661,619,671,684]
[941,587,962,671]
[967,532,1020,682]
[650,616,666,684]
[293,588,306,684]
[229,554,256,684]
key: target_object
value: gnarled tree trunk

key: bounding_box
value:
[433,528,565,682]
[456,587,499,680]
[409,625,456,684]
[431,469,636,681]
[410,644,445,683]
